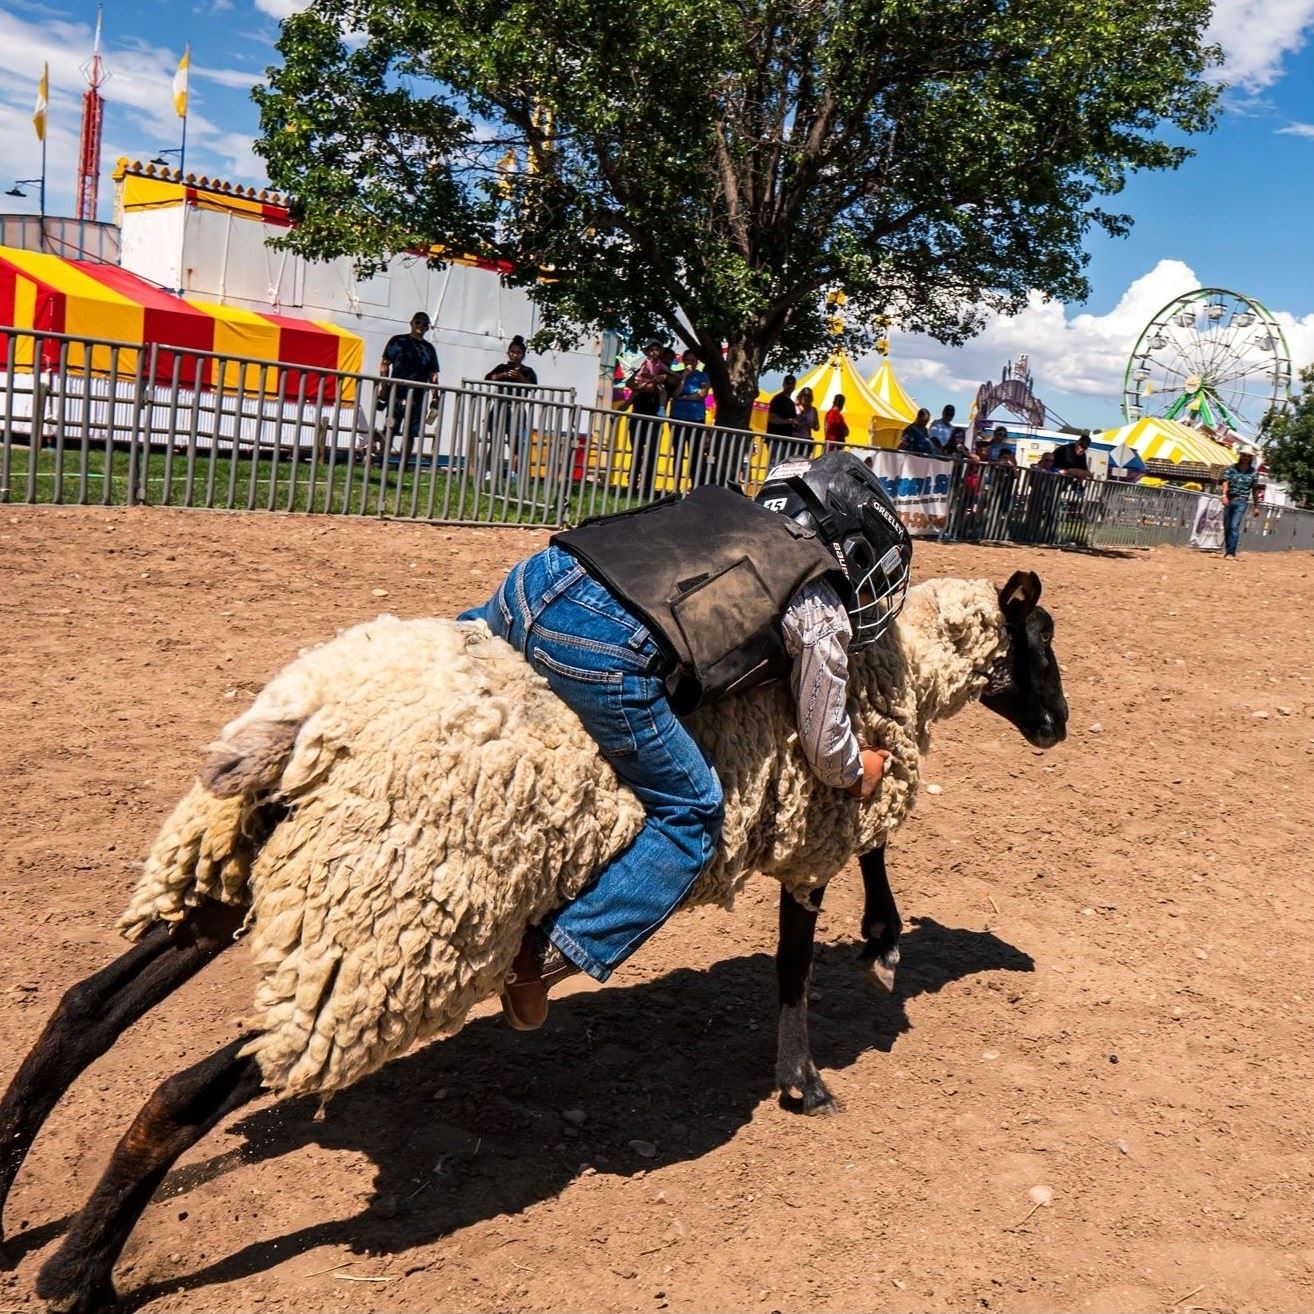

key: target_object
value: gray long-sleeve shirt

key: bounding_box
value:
[780,577,864,789]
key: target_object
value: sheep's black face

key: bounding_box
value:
[980,571,1068,750]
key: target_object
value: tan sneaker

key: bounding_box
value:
[500,930,580,1031]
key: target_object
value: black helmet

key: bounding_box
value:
[755,450,912,649]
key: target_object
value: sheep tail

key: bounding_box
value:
[117,718,305,942]
[200,718,302,799]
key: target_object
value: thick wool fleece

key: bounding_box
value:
[119,578,1005,1098]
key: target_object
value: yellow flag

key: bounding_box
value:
[173,44,190,118]
[495,146,517,197]
[33,62,48,143]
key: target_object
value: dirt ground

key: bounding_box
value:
[1,506,1312,1314]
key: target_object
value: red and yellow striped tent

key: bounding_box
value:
[0,245,362,401]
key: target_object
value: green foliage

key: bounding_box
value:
[1261,366,1314,508]
[254,0,1220,424]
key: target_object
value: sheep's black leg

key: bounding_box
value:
[857,846,902,993]
[0,901,243,1247]
[36,1034,263,1314]
[776,885,837,1116]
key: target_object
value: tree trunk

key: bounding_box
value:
[706,334,766,433]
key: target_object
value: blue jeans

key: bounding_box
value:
[1223,499,1247,556]
[458,545,724,981]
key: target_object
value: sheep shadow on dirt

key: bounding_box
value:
[31,917,1032,1309]
[111,916,1033,1307]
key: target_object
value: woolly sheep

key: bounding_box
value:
[120,575,1024,1097]
[2,570,1068,1314]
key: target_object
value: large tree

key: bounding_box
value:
[1261,366,1314,508]
[255,0,1219,429]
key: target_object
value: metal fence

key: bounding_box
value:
[0,323,791,526]
[942,463,1202,549]
[4,321,1314,552]
[933,457,1314,553]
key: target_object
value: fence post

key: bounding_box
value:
[160,355,183,507]
[124,344,156,506]
[0,332,16,503]
[553,405,581,526]
[26,369,48,503]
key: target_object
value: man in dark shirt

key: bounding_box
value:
[765,374,798,468]
[379,312,441,455]
[1051,432,1092,477]
[899,408,936,456]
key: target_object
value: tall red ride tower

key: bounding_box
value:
[76,4,106,222]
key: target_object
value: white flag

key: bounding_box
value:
[173,44,190,119]
[33,62,48,142]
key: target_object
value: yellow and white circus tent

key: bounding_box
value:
[865,358,920,437]
[1096,416,1236,471]
[752,350,910,450]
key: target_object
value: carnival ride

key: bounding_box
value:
[973,354,1047,430]
[1123,288,1292,437]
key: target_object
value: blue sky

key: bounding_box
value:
[1,0,1313,431]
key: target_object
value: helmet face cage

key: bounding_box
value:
[757,452,912,651]
[843,534,910,649]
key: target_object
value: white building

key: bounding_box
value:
[112,159,609,409]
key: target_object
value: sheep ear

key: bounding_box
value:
[999,570,1042,623]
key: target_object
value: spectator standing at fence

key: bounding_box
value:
[1219,449,1261,559]
[943,426,969,458]
[899,408,936,456]
[627,341,668,499]
[486,334,538,392]
[824,394,849,449]
[484,334,539,484]
[659,347,682,414]
[929,404,956,452]
[985,424,1012,463]
[952,437,991,540]
[764,374,799,468]
[983,441,1019,531]
[378,312,440,460]
[668,347,712,486]
[794,386,820,450]
[1024,449,1061,543]
[1051,431,1093,478]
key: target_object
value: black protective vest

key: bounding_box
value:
[553,486,847,712]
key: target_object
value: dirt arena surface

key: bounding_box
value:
[1,505,1312,1314]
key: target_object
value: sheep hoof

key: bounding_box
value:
[858,947,898,994]
[801,1085,841,1117]
[779,1075,842,1117]
[38,1279,117,1314]
[35,1248,117,1313]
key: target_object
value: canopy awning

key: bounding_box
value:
[754,350,911,450]
[0,245,362,401]
[1096,416,1235,470]
[864,358,919,428]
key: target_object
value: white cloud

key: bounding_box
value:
[203,131,268,180]
[194,65,265,91]
[1207,0,1314,90]
[253,0,309,18]
[1277,121,1314,137]
[872,260,1314,424]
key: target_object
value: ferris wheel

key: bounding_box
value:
[1123,288,1292,436]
